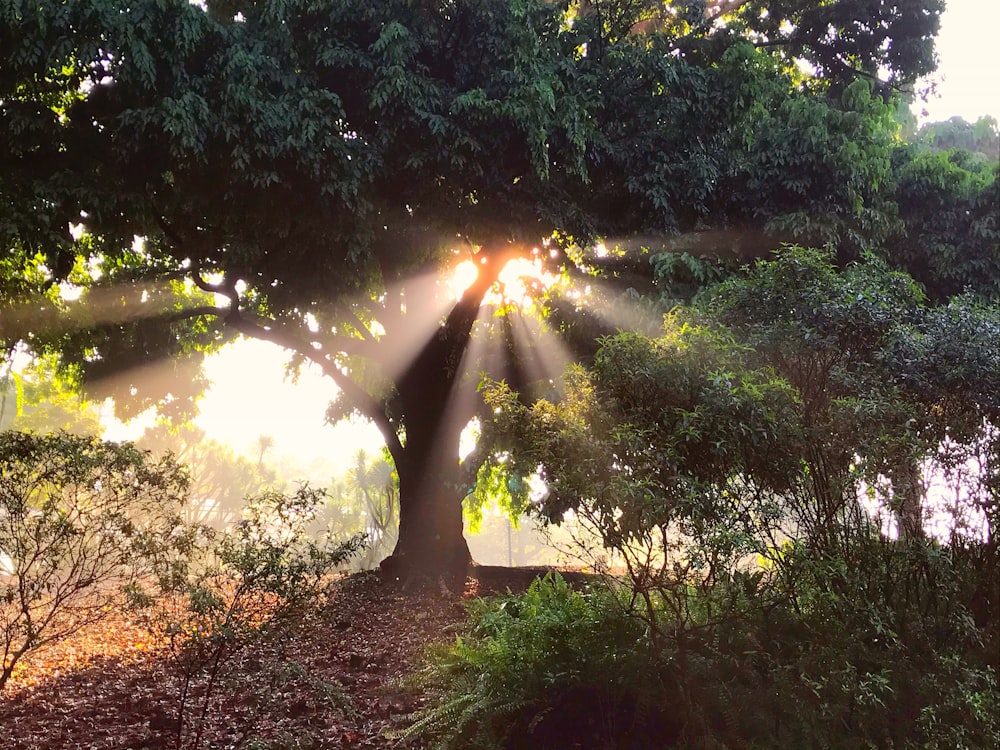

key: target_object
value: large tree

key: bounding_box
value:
[0,0,946,576]
[887,142,1000,301]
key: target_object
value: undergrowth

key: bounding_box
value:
[399,574,676,750]
[402,562,999,750]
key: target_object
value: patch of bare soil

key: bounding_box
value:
[0,567,556,750]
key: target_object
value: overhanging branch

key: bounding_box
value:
[224,312,403,460]
[177,264,399,457]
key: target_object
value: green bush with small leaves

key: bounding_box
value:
[1,430,188,692]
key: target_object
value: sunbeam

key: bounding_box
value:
[0,280,219,341]
[599,228,778,263]
[496,256,556,306]
[563,276,664,335]
[363,269,456,384]
[83,351,208,423]
[442,305,497,452]
[505,310,576,399]
[449,253,556,308]
[367,252,557,388]
[448,260,480,300]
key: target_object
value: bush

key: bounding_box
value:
[408,551,999,749]
[449,250,1000,748]
[129,484,366,748]
[668,538,1000,750]
[402,573,677,750]
[0,430,188,691]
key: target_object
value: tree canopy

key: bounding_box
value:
[2,0,979,575]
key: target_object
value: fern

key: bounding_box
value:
[399,574,662,748]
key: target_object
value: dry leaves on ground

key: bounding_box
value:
[1,571,486,749]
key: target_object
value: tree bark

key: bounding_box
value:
[891,456,924,541]
[383,353,473,579]
[380,247,518,580]
[386,439,471,582]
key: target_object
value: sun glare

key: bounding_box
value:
[448,254,555,307]
[449,260,479,299]
[496,257,552,305]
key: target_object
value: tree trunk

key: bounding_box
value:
[386,452,471,582]
[379,246,518,581]
[891,456,924,541]
[381,353,474,580]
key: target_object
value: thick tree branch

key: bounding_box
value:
[748,36,903,93]
[343,305,379,344]
[396,244,523,411]
[185,267,395,452]
[224,311,403,461]
[157,305,227,325]
[191,273,238,301]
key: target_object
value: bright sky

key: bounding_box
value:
[107,0,999,478]
[915,0,1000,123]
[194,340,385,476]
[101,337,385,477]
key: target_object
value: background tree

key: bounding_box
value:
[706,249,1000,539]
[342,448,400,568]
[916,115,1000,160]
[885,143,999,301]
[136,423,278,528]
[0,0,950,575]
[254,434,275,472]
[0,354,103,435]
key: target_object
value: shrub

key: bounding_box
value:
[667,538,1000,750]
[451,250,1000,748]
[408,551,999,749]
[0,430,188,691]
[129,484,366,748]
[402,573,677,750]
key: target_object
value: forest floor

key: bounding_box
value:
[0,567,548,750]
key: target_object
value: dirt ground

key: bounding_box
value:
[1,568,547,750]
